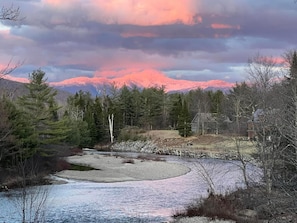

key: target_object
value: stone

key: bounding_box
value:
[238,209,257,219]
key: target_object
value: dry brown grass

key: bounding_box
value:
[143,130,256,156]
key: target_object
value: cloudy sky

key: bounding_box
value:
[1,0,297,87]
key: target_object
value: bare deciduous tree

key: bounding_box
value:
[246,53,280,109]
[8,158,50,223]
[194,160,231,195]
[278,50,297,191]
[246,53,282,194]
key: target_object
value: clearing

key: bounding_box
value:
[143,130,256,156]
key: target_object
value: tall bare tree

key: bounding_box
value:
[278,50,297,189]
[246,53,281,194]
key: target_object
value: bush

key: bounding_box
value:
[55,158,71,171]
[173,193,240,221]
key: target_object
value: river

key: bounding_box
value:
[0,154,261,223]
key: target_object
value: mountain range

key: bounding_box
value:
[50,70,234,96]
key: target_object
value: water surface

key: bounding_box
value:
[0,154,261,223]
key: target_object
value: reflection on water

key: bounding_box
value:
[0,155,262,223]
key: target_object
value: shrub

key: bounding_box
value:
[173,193,240,221]
[55,158,71,171]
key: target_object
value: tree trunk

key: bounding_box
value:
[108,114,114,144]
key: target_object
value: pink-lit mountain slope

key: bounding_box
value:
[50,70,234,95]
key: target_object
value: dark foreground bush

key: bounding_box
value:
[173,193,240,221]
[173,187,297,223]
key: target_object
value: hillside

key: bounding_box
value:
[0,78,72,106]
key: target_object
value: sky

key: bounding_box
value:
[1,0,297,89]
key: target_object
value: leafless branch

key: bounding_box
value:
[0,59,23,79]
[246,53,279,92]
[0,4,20,21]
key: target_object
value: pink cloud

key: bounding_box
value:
[0,29,10,37]
[44,0,202,26]
[88,0,202,25]
[214,33,231,38]
[42,0,81,8]
[120,32,158,38]
[2,75,29,83]
[255,55,285,65]
[211,23,240,30]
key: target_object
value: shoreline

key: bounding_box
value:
[54,153,190,183]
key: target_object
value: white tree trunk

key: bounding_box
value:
[108,114,114,143]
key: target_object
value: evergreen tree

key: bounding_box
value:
[93,97,107,142]
[169,93,182,129]
[176,95,192,137]
[130,86,142,126]
[64,91,94,146]
[119,85,134,126]
[139,87,164,129]
[225,82,255,134]
[17,69,68,157]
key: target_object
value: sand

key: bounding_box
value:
[55,153,190,183]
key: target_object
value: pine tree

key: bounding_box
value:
[177,95,192,137]
[17,69,68,157]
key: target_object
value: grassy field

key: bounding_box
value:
[143,130,257,156]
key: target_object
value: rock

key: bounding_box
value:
[110,140,251,161]
[238,209,257,219]
[0,185,9,192]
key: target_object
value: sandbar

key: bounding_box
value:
[55,154,190,183]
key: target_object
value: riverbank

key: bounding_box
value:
[105,131,257,162]
[55,153,190,183]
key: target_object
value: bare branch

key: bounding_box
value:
[0,3,23,79]
[246,53,279,92]
[0,59,23,79]
[0,4,20,21]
